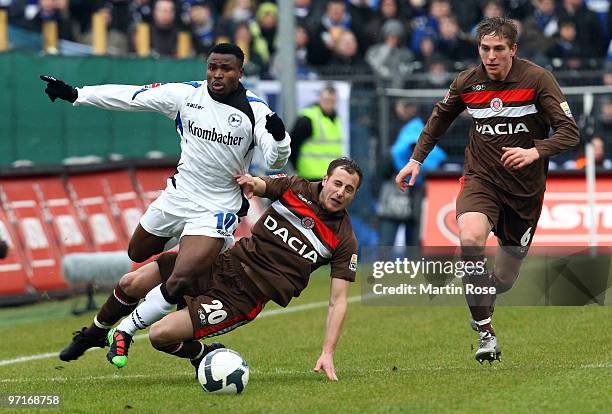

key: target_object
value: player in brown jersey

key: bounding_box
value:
[61,158,361,381]
[395,17,580,363]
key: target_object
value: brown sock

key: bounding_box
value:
[461,249,495,331]
[155,340,205,360]
[83,285,139,338]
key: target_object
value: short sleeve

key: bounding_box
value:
[330,232,358,282]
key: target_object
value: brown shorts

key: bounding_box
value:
[155,252,268,340]
[455,175,544,257]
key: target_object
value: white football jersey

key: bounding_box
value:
[74,81,291,214]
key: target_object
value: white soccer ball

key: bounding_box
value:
[198,348,249,394]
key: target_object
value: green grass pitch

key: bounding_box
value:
[0,268,610,414]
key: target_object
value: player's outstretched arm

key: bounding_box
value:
[313,277,350,381]
[40,75,78,103]
[395,159,421,191]
[41,75,192,119]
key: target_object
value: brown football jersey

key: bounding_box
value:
[411,58,580,198]
[231,175,358,307]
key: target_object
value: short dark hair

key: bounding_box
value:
[475,17,518,48]
[208,43,245,66]
[327,158,363,189]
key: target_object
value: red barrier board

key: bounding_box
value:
[0,207,29,295]
[0,180,67,291]
[423,174,612,246]
[67,173,127,251]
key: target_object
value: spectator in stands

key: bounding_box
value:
[557,0,606,58]
[437,15,474,63]
[416,33,435,61]
[410,0,452,54]
[591,98,612,163]
[79,4,129,56]
[470,0,504,38]
[423,56,453,87]
[290,85,346,180]
[378,100,447,246]
[232,21,265,77]
[346,0,377,54]
[547,17,584,69]
[365,19,415,87]
[248,2,278,75]
[145,0,178,57]
[569,136,611,168]
[519,0,559,63]
[403,0,429,21]
[448,0,482,33]
[363,0,408,50]
[186,1,217,56]
[130,0,153,24]
[10,0,76,41]
[270,23,317,80]
[310,0,353,65]
[502,0,534,20]
[294,0,320,32]
[321,29,370,76]
[217,0,255,40]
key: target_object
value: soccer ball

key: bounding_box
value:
[198,348,249,394]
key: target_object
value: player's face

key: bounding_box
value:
[478,34,517,81]
[207,53,244,97]
[320,167,360,213]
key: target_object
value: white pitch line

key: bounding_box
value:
[2,362,610,384]
[0,295,363,368]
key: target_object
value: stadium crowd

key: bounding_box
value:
[3,0,611,80]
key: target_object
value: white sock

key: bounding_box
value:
[116,284,175,336]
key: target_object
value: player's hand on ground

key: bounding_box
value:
[501,147,540,170]
[235,174,255,199]
[40,75,78,103]
[265,112,286,141]
[313,351,338,381]
[395,160,421,191]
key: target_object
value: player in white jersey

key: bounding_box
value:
[45,44,291,365]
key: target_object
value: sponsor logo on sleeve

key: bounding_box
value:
[349,254,358,271]
[268,173,287,179]
[442,90,451,104]
[560,101,573,118]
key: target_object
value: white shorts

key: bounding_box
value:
[139,191,239,253]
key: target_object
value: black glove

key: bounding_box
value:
[40,75,78,103]
[265,112,286,141]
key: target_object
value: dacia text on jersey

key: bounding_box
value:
[188,121,245,145]
[475,122,530,135]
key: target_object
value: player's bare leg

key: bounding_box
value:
[108,235,224,368]
[148,308,224,377]
[127,224,172,263]
[457,212,501,363]
[59,262,162,362]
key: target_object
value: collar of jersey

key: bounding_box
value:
[208,82,246,104]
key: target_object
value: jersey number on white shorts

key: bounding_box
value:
[214,212,237,233]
